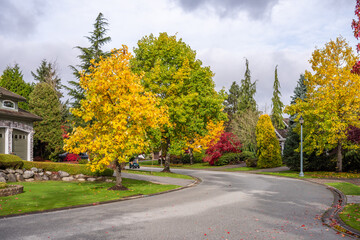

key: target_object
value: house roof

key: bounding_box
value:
[0,108,42,121]
[0,87,27,102]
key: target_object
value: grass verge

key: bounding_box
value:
[339,204,360,231]
[325,182,360,195]
[0,180,179,216]
[223,167,259,172]
[139,161,221,169]
[124,170,193,180]
[256,171,360,179]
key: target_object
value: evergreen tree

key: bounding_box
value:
[238,59,257,112]
[256,114,282,168]
[271,65,285,129]
[31,59,62,98]
[66,12,111,110]
[0,64,34,110]
[29,83,63,161]
[224,81,240,116]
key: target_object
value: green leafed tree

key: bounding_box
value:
[31,59,62,98]
[65,12,111,110]
[238,59,257,112]
[224,81,241,116]
[256,114,282,168]
[29,83,63,161]
[271,65,285,129]
[0,64,33,110]
[131,32,226,171]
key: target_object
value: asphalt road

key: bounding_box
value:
[0,168,350,240]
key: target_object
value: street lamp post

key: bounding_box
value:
[299,115,304,177]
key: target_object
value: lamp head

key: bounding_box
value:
[299,115,304,124]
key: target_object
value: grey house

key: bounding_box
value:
[0,87,42,161]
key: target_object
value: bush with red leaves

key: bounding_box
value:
[348,126,360,144]
[203,132,242,165]
[64,153,80,162]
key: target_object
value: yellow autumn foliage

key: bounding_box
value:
[64,46,168,172]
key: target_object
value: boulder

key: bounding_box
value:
[30,167,38,173]
[34,173,43,181]
[62,176,75,182]
[87,177,96,182]
[96,177,104,181]
[105,179,114,183]
[78,178,86,182]
[42,175,49,181]
[0,177,6,183]
[39,172,44,177]
[23,170,34,179]
[50,173,60,181]
[16,175,24,182]
[15,169,24,174]
[45,171,52,176]
[0,172,8,180]
[58,171,70,178]
[6,169,15,174]
[25,178,34,182]
[7,174,16,182]
[75,174,86,179]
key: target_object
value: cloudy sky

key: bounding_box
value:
[0,0,356,113]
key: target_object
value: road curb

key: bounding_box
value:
[0,175,201,219]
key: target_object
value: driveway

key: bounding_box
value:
[0,168,349,240]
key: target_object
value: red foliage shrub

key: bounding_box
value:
[64,153,80,162]
[348,126,360,144]
[204,132,242,165]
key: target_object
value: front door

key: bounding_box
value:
[12,129,28,160]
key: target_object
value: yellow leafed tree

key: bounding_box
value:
[64,46,168,190]
[285,37,360,172]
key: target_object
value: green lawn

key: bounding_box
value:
[0,180,179,216]
[124,169,194,179]
[256,171,360,179]
[339,204,360,231]
[325,182,360,195]
[224,167,259,172]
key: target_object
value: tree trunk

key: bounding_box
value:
[108,160,128,190]
[189,147,194,165]
[162,138,171,172]
[336,142,343,172]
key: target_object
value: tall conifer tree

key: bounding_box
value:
[238,59,257,112]
[271,65,285,129]
[32,59,62,98]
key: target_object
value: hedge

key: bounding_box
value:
[22,161,114,177]
[0,154,24,169]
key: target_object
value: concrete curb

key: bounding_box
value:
[0,175,201,219]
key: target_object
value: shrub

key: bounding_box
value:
[22,161,113,176]
[215,152,243,166]
[180,150,206,164]
[78,159,89,165]
[255,115,282,168]
[204,132,242,165]
[240,151,256,161]
[0,182,6,189]
[245,158,258,167]
[0,154,24,169]
[64,153,80,162]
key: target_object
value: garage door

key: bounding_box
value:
[0,128,5,154]
[12,130,28,160]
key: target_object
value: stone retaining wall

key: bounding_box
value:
[0,167,114,183]
[0,185,24,197]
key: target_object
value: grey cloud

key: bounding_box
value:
[0,0,46,37]
[174,0,279,19]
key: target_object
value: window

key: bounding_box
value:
[19,135,22,139]
[23,135,26,140]
[0,134,2,138]
[15,135,17,139]
[3,100,15,109]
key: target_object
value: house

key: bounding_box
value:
[0,87,42,161]
[275,118,289,154]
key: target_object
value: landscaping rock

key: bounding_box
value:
[16,175,24,182]
[96,177,104,181]
[50,173,60,181]
[45,171,52,176]
[23,170,34,179]
[58,171,70,178]
[75,174,86,179]
[15,169,23,174]
[6,169,15,174]
[0,177,6,183]
[0,172,8,180]
[34,173,42,181]
[42,175,49,181]
[62,177,75,181]
[25,178,34,182]
[87,177,96,182]
[78,178,86,182]
[7,174,16,182]
[30,167,38,173]
[105,179,114,183]
[39,172,44,177]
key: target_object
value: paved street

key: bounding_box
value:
[0,168,350,240]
